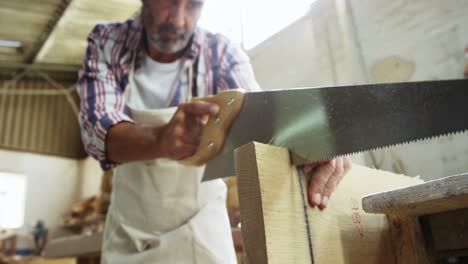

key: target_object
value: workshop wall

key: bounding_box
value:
[0,149,81,249]
[249,0,468,180]
[0,78,85,159]
[78,157,102,198]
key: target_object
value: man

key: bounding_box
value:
[77,0,351,263]
[33,220,48,256]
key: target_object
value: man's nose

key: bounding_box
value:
[168,3,186,29]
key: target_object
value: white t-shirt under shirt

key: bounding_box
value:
[128,53,183,110]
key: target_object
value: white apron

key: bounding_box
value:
[101,56,236,264]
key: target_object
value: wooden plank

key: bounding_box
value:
[0,62,80,72]
[45,233,102,258]
[30,258,77,264]
[362,173,468,216]
[235,142,315,264]
[235,142,424,264]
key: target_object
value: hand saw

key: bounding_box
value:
[181,79,468,181]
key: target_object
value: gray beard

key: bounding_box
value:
[148,31,193,54]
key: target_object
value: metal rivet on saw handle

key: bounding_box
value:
[227,97,235,106]
[208,141,214,149]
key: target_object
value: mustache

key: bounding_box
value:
[156,23,188,37]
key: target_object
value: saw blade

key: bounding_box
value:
[203,79,468,181]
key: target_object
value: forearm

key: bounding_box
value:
[106,122,167,163]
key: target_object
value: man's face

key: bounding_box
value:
[142,0,205,54]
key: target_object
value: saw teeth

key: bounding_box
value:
[292,129,468,166]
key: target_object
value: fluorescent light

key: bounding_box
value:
[0,39,22,48]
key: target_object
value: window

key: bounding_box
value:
[0,172,26,229]
[199,0,315,50]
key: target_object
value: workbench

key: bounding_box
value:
[45,233,101,264]
[0,230,16,257]
[235,142,468,264]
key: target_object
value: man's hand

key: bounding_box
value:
[303,157,352,209]
[158,101,219,160]
[106,101,219,164]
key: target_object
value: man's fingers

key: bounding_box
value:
[184,114,205,138]
[180,130,202,145]
[180,101,219,117]
[173,108,186,123]
[173,103,214,145]
[307,159,336,207]
[302,157,352,209]
[302,163,319,173]
[173,140,199,159]
[320,157,344,209]
[302,159,330,173]
[163,102,218,160]
[343,157,352,174]
[335,157,352,187]
[198,115,209,125]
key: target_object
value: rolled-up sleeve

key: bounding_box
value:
[77,24,134,170]
[216,36,261,93]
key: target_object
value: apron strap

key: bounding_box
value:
[123,53,137,103]
[187,63,193,102]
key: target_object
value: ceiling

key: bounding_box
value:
[0,1,142,158]
[0,0,141,71]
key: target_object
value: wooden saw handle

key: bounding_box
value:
[181,89,246,166]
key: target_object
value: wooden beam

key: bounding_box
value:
[24,0,74,64]
[234,142,426,264]
[362,173,468,263]
[0,62,79,72]
[362,173,468,216]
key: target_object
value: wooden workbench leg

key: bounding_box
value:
[10,236,16,256]
[234,142,424,264]
[387,215,432,264]
[0,239,5,255]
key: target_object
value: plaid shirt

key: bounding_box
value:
[77,13,260,170]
